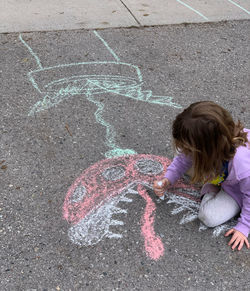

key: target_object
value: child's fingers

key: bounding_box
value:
[225,228,234,237]
[154,180,165,188]
[225,229,249,250]
[245,238,250,249]
[153,183,161,191]
[153,179,170,197]
[154,188,164,197]
[153,180,165,191]
[238,239,244,251]
[232,238,241,250]
[228,233,237,246]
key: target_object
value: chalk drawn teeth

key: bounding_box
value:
[107,232,123,239]
[199,224,208,231]
[212,220,237,237]
[125,189,138,195]
[179,213,198,224]
[171,206,189,215]
[111,206,127,214]
[167,194,200,209]
[64,154,171,260]
[119,197,133,203]
[64,154,235,259]
[110,220,124,226]
[166,190,236,237]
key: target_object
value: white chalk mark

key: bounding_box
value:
[107,232,123,239]
[167,195,200,212]
[120,197,133,203]
[226,0,250,14]
[212,220,237,237]
[212,225,228,237]
[156,197,164,204]
[180,212,198,224]
[135,159,164,176]
[171,206,187,215]
[102,166,126,181]
[199,223,208,231]
[68,194,127,245]
[67,182,139,246]
[166,193,238,239]
[125,188,139,195]
[70,185,87,203]
[176,0,209,21]
[110,219,124,226]
[180,188,201,198]
[111,206,127,214]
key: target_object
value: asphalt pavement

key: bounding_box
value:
[1,2,250,291]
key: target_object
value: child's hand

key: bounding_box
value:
[153,178,170,197]
[225,228,250,251]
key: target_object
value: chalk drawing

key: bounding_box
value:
[226,0,250,15]
[63,154,170,260]
[63,154,236,260]
[20,32,235,260]
[19,32,181,158]
[176,0,250,20]
[176,0,209,21]
[165,185,237,236]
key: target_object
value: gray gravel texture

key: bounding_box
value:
[0,20,250,290]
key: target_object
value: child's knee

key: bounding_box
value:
[198,207,218,228]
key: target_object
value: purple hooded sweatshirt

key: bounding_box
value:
[164,129,250,237]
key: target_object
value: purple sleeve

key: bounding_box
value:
[164,153,192,185]
[234,177,250,237]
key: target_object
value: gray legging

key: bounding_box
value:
[198,190,240,227]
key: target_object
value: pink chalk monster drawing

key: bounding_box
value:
[63,154,201,260]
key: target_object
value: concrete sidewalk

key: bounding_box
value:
[1,0,250,33]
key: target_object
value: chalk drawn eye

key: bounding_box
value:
[102,166,126,181]
[135,159,163,175]
[70,185,87,203]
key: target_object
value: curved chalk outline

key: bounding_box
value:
[19,31,181,158]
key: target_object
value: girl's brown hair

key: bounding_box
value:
[172,101,248,183]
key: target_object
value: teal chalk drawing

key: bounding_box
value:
[226,0,250,15]
[19,34,43,69]
[93,30,120,62]
[19,31,181,158]
[176,0,209,21]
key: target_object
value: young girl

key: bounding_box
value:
[154,101,250,251]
